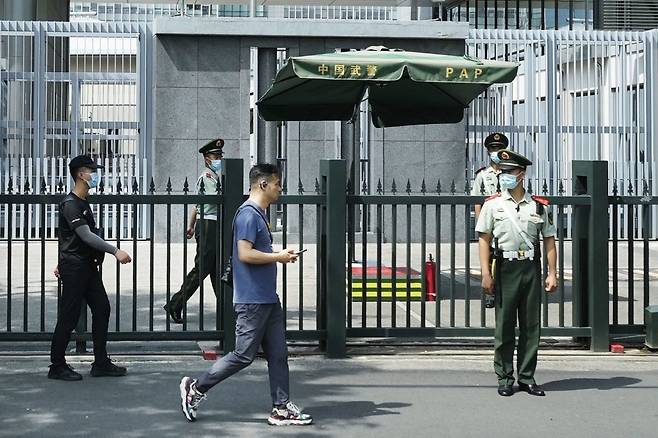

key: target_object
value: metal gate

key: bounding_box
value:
[0,21,152,239]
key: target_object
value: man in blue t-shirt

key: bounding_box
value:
[179,164,313,426]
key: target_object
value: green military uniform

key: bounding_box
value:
[475,150,556,389]
[472,132,509,196]
[472,165,500,196]
[165,139,224,323]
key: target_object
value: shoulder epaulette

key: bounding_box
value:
[531,195,550,206]
[484,193,501,202]
[475,166,486,175]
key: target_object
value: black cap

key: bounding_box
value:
[69,155,103,173]
[199,138,225,155]
[484,132,509,149]
[496,149,532,169]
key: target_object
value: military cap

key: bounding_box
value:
[199,138,225,155]
[484,132,509,149]
[496,149,532,169]
[69,155,103,173]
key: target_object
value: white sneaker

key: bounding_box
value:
[179,377,207,422]
[267,401,313,426]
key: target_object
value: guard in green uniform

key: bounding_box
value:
[472,133,509,219]
[164,138,224,324]
[475,149,558,397]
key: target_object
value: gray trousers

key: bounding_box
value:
[195,302,290,406]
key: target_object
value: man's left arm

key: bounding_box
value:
[541,206,558,292]
[543,236,557,292]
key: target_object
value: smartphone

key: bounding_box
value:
[294,249,308,255]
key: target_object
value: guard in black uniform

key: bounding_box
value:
[49,155,132,381]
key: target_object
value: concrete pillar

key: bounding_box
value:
[0,0,69,21]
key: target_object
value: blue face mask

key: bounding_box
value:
[85,172,100,189]
[209,159,222,173]
[490,152,501,164]
[499,173,520,190]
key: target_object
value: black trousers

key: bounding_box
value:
[168,219,220,312]
[50,262,110,366]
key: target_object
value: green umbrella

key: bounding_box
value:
[257,46,519,128]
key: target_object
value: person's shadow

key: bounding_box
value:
[542,377,642,391]
[307,401,411,421]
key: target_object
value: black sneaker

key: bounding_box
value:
[267,401,313,426]
[163,303,183,324]
[180,377,207,422]
[90,358,127,377]
[48,363,83,381]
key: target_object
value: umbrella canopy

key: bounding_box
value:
[257,47,519,128]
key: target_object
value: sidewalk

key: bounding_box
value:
[1,351,657,438]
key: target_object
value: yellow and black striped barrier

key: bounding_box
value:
[349,265,423,302]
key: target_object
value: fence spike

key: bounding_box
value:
[463,178,470,195]
[405,179,412,195]
[450,180,456,195]
[391,178,397,194]
[612,179,618,196]
[40,177,47,193]
[298,178,304,195]
[628,180,634,195]
[116,179,123,194]
[314,178,321,194]
[528,179,533,194]
[643,179,649,196]
[56,178,64,194]
[558,179,565,196]
[346,178,352,194]
[421,179,427,194]
[166,177,172,194]
[183,177,189,194]
[376,178,383,195]
[436,179,442,194]
[480,180,486,195]
[542,179,548,195]
[149,177,156,194]
[496,179,501,193]
[7,176,14,194]
[23,180,31,194]
[132,178,139,194]
[98,176,105,194]
[198,178,205,195]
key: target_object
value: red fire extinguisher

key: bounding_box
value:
[425,254,437,302]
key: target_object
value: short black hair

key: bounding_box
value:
[249,163,280,187]
[69,166,86,180]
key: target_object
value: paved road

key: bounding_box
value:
[1,352,657,438]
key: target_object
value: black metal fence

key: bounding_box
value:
[0,159,656,356]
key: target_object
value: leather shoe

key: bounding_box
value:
[163,303,183,324]
[518,382,545,396]
[497,384,514,397]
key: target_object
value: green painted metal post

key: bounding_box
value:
[221,159,244,355]
[572,160,609,351]
[320,159,347,358]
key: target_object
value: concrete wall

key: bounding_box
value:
[152,19,469,242]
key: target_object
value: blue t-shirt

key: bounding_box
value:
[232,200,278,304]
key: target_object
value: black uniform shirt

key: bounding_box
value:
[58,192,100,265]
